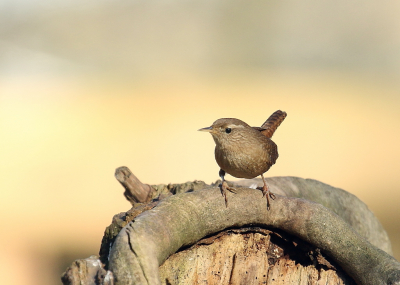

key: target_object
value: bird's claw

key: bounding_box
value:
[263,190,276,200]
[259,185,275,210]
[221,181,236,193]
[220,180,236,207]
[269,192,276,200]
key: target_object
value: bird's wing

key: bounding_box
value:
[252,127,266,132]
[259,110,287,138]
[268,139,279,165]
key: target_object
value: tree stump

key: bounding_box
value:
[159,228,354,285]
[61,167,400,285]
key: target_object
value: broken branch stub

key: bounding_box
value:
[108,177,400,285]
[114,166,155,204]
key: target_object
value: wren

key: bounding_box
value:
[199,110,287,209]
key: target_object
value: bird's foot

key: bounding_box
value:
[258,184,275,210]
[220,180,236,207]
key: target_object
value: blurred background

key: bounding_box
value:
[1,0,399,284]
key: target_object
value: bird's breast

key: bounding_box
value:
[214,136,276,179]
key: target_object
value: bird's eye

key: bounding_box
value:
[225,128,232,134]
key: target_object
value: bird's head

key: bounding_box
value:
[198,118,252,147]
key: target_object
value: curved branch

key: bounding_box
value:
[108,178,400,285]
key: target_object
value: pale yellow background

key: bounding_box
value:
[1,1,400,285]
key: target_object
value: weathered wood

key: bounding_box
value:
[159,229,354,285]
[99,178,209,267]
[108,177,400,285]
[61,255,114,285]
[62,176,398,285]
[115,166,155,204]
[99,201,160,267]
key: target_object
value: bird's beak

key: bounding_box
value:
[198,126,213,132]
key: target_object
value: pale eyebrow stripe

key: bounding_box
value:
[226,124,245,129]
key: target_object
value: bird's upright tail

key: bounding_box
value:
[260,110,287,138]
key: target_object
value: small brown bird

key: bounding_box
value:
[199,110,287,209]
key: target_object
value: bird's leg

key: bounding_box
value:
[260,174,276,210]
[219,169,236,207]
